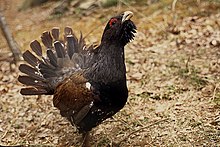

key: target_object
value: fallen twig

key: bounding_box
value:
[0,12,21,63]
[117,118,170,145]
[211,83,218,101]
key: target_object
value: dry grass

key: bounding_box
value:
[0,0,220,146]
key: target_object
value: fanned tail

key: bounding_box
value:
[19,27,92,95]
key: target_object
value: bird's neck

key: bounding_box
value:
[87,42,127,84]
[99,42,126,77]
[100,40,126,63]
[86,42,128,106]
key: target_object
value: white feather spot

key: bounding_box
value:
[86,82,91,90]
[89,101,94,108]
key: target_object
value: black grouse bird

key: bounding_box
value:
[18,11,136,145]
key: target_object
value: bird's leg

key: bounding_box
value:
[81,131,90,147]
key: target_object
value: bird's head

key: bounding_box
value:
[101,11,136,46]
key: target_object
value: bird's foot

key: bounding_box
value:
[81,132,90,147]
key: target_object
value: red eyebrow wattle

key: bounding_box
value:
[109,18,117,26]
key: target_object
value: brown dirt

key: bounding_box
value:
[0,0,220,146]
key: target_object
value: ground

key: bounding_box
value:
[0,0,220,146]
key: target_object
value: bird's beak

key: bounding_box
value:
[122,11,133,23]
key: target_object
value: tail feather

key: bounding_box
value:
[18,76,48,87]
[41,57,56,69]
[30,40,42,57]
[19,64,45,81]
[64,26,73,35]
[21,87,48,95]
[67,35,78,58]
[51,27,59,41]
[41,31,53,48]
[40,69,57,78]
[39,63,57,78]
[78,32,86,52]
[87,44,95,51]
[19,27,95,96]
[46,50,58,67]
[23,50,41,67]
[54,41,65,58]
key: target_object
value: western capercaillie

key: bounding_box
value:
[18,11,136,145]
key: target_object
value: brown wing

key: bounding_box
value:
[53,72,100,125]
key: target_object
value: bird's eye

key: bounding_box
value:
[109,18,118,27]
